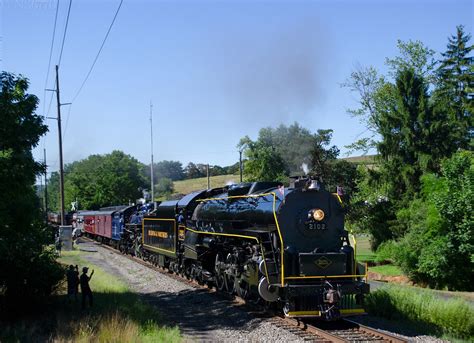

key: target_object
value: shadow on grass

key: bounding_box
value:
[0,290,180,342]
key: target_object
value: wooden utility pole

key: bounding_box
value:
[207,164,210,189]
[44,148,48,221]
[55,65,66,225]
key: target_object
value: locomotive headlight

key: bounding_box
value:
[312,209,325,221]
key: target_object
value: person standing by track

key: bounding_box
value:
[80,267,94,309]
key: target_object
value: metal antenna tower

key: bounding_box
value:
[150,101,154,201]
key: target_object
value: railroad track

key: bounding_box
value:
[79,238,408,343]
[278,317,408,342]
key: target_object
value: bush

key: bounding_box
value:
[391,151,473,290]
[374,240,397,263]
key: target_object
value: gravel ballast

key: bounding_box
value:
[75,239,449,342]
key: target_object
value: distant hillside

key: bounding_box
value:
[173,174,240,194]
[341,155,378,164]
[172,155,378,195]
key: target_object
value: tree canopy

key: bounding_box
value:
[48,151,146,210]
[0,72,63,314]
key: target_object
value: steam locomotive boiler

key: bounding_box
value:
[140,177,369,320]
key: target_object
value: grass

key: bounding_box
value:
[366,284,474,340]
[369,264,403,277]
[353,234,377,262]
[341,154,378,164]
[173,174,240,194]
[0,250,181,343]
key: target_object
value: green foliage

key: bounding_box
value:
[239,137,288,182]
[246,123,317,174]
[345,29,473,265]
[48,151,146,211]
[366,284,474,338]
[238,124,356,194]
[309,129,340,180]
[391,151,473,290]
[385,39,437,80]
[435,25,473,149]
[155,177,174,196]
[183,162,206,179]
[374,240,398,263]
[0,71,64,314]
[142,160,185,182]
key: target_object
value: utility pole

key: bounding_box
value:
[55,65,66,225]
[207,164,210,189]
[45,66,70,225]
[44,148,48,221]
[150,101,154,201]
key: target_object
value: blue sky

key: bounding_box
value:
[1,0,472,174]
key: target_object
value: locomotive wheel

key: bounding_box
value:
[224,273,236,294]
[236,279,249,299]
[216,273,225,291]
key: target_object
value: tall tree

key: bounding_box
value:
[0,72,63,313]
[436,25,473,148]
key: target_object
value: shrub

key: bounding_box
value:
[391,151,473,290]
[374,240,397,263]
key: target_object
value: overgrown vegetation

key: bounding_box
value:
[345,26,473,290]
[0,72,64,316]
[366,284,474,339]
[0,250,181,342]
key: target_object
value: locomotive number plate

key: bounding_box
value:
[307,222,327,230]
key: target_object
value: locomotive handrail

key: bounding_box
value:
[184,226,259,242]
[285,273,368,280]
[350,233,357,274]
[196,192,278,202]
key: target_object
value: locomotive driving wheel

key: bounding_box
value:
[236,279,249,299]
[215,254,226,291]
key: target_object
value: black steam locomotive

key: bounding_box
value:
[128,176,369,320]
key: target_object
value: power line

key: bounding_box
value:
[63,0,123,139]
[57,0,72,67]
[42,0,60,117]
[71,0,123,102]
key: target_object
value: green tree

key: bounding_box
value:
[156,177,174,196]
[393,151,473,290]
[435,25,473,149]
[238,136,288,182]
[49,151,146,210]
[310,129,340,180]
[184,162,205,179]
[145,160,185,182]
[256,123,317,174]
[0,72,63,314]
